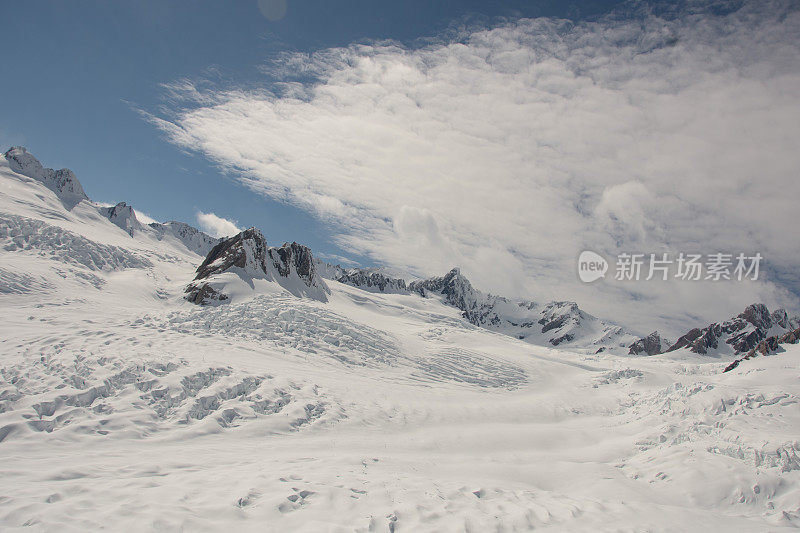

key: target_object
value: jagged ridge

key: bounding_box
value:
[186,228,329,304]
[666,304,799,356]
[4,147,219,256]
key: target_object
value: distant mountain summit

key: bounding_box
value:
[331,266,408,294]
[149,221,222,257]
[4,146,88,206]
[3,146,219,256]
[628,331,671,356]
[186,228,329,304]
[666,303,800,356]
[333,265,634,351]
[102,202,143,237]
[8,146,796,359]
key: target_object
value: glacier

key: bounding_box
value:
[1,148,799,531]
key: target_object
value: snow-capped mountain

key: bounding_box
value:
[2,146,219,259]
[102,202,143,237]
[628,331,672,355]
[336,266,636,352]
[186,228,329,304]
[4,146,88,206]
[149,220,222,257]
[724,325,800,372]
[2,146,800,531]
[666,303,800,356]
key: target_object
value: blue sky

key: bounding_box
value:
[3,0,799,334]
[0,0,619,259]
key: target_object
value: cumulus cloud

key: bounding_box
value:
[195,210,241,238]
[150,0,800,335]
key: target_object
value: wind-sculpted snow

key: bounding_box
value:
[0,353,338,443]
[0,268,52,294]
[0,213,151,271]
[411,348,527,389]
[136,296,530,389]
[612,377,800,515]
[138,295,403,367]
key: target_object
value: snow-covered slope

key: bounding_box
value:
[406,268,636,352]
[1,148,800,531]
[149,220,222,256]
[4,146,88,207]
[1,147,218,258]
[329,266,636,352]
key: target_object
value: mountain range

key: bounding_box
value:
[5,145,799,362]
[2,146,800,530]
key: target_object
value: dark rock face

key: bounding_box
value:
[724,326,800,372]
[184,283,228,305]
[186,228,327,305]
[271,242,317,285]
[335,268,407,293]
[667,304,800,355]
[771,308,791,329]
[668,328,703,352]
[739,303,771,331]
[550,333,574,346]
[628,331,670,356]
[194,228,269,281]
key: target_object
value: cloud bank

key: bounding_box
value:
[196,210,241,238]
[151,1,800,335]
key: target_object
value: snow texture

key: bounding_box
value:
[1,148,800,531]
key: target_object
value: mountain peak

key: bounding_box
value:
[186,228,329,304]
[103,202,142,237]
[738,303,771,330]
[628,331,671,356]
[4,146,88,205]
[666,303,800,355]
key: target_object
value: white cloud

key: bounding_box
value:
[195,210,241,238]
[151,1,800,335]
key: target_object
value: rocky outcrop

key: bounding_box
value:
[666,304,800,355]
[186,228,329,304]
[409,268,495,325]
[628,331,671,356]
[4,146,88,206]
[193,228,269,281]
[334,267,408,294]
[724,326,800,372]
[102,202,143,237]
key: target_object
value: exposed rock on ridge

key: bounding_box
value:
[333,267,408,294]
[149,221,222,257]
[666,304,799,355]
[724,326,800,372]
[628,331,671,356]
[186,228,329,304]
